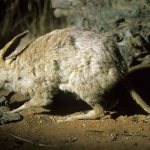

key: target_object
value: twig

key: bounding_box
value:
[8,133,58,148]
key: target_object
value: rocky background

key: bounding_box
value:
[51,0,150,67]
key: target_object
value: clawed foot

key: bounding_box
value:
[10,104,26,113]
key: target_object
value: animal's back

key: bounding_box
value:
[15,27,127,94]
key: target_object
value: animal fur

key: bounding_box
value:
[0,27,149,120]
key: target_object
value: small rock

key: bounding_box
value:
[0,112,23,124]
[39,120,43,123]
[82,123,86,127]
[110,134,118,141]
[125,137,129,140]
[64,137,78,144]
[0,96,7,105]
[138,128,144,132]
[0,106,10,113]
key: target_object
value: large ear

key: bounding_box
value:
[0,30,30,63]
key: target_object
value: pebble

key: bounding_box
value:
[0,96,7,105]
[82,124,86,127]
[125,137,129,140]
[0,106,10,113]
[64,137,78,144]
[110,134,118,141]
[0,112,22,124]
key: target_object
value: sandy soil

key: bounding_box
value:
[0,110,150,150]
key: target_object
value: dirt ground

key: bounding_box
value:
[1,113,150,150]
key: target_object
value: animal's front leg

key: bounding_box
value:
[11,94,53,113]
[11,103,27,113]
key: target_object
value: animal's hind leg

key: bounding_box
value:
[65,96,105,121]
